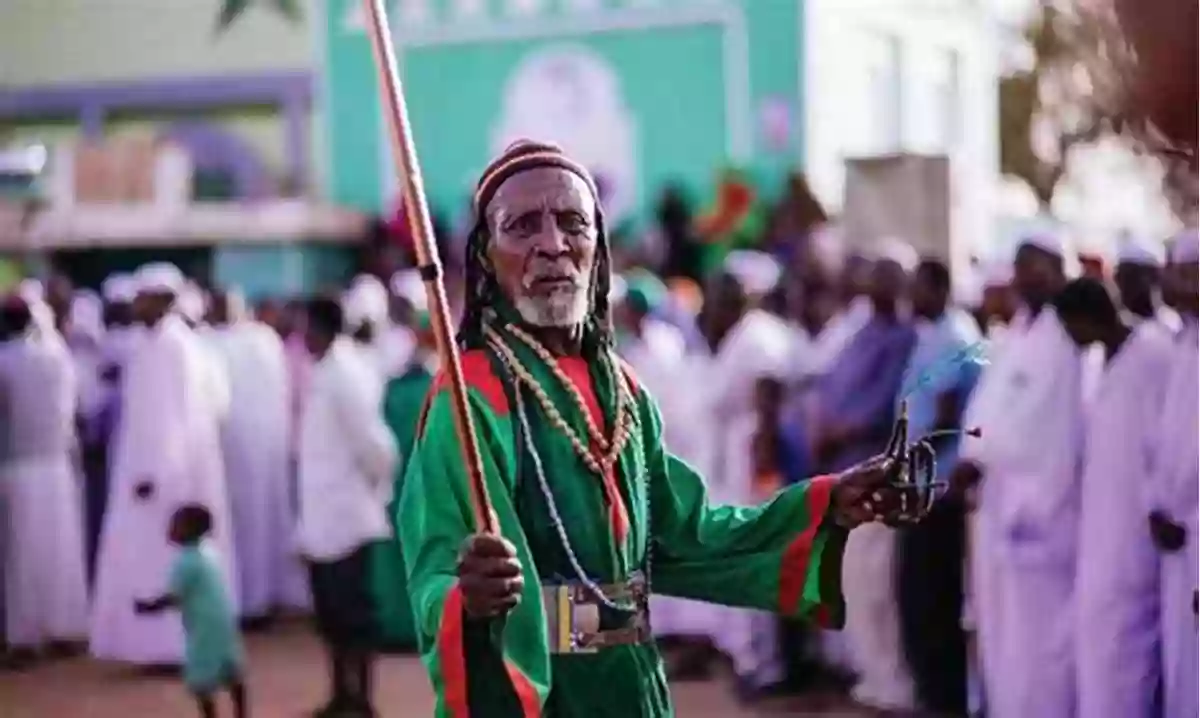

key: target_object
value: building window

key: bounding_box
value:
[866,33,904,153]
[933,49,962,151]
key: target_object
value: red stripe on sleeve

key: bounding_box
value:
[437,584,470,718]
[503,661,543,717]
[776,475,837,614]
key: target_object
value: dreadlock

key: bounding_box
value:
[456,140,615,360]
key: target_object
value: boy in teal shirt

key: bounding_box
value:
[136,504,248,718]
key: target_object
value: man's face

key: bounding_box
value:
[133,292,172,325]
[1113,263,1158,311]
[910,268,945,320]
[1013,244,1064,307]
[1163,261,1200,313]
[486,167,598,328]
[303,324,331,358]
[699,273,746,346]
[868,259,908,308]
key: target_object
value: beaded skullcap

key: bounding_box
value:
[473,139,599,216]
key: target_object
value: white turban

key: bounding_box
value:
[343,274,390,328]
[1018,230,1068,259]
[724,250,782,296]
[135,262,185,296]
[869,236,919,273]
[102,273,138,304]
[70,290,104,340]
[1017,227,1081,278]
[389,269,428,312]
[1169,228,1199,264]
[1116,233,1166,267]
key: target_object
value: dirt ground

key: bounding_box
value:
[1,621,863,717]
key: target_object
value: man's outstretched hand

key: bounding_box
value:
[830,455,923,529]
[457,533,525,620]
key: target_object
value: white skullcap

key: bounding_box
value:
[70,291,104,339]
[1169,228,1199,264]
[102,273,138,304]
[724,250,782,296]
[1116,233,1165,267]
[134,262,185,295]
[1018,230,1068,259]
[343,274,390,327]
[176,283,207,323]
[869,237,919,273]
[389,269,428,312]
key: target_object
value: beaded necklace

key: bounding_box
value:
[483,324,635,475]
[482,323,653,609]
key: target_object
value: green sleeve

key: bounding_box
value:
[642,394,848,628]
[398,381,548,717]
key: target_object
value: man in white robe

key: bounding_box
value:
[952,234,1083,718]
[816,238,919,713]
[1114,233,1181,336]
[615,273,720,659]
[1054,277,1173,718]
[697,251,794,697]
[0,297,90,661]
[1148,229,1198,718]
[205,290,300,622]
[89,263,237,666]
[343,274,399,385]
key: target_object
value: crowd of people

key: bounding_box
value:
[0,196,1196,717]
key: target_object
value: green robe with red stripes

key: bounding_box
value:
[398,329,848,717]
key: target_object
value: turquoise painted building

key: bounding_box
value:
[318,0,806,221]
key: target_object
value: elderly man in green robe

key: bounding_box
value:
[399,140,919,717]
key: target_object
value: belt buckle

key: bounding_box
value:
[545,584,601,655]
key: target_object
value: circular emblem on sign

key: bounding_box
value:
[491,44,638,222]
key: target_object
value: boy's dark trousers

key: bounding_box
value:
[309,544,379,715]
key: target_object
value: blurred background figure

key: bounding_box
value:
[0,294,89,667]
[896,258,982,717]
[815,238,918,714]
[1054,276,1170,718]
[696,250,792,700]
[953,235,1081,718]
[1150,229,1198,718]
[205,289,303,627]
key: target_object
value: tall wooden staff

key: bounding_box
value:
[362,0,497,535]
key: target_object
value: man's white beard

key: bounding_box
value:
[515,286,589,328]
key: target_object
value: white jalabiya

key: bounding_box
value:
[1149,320,1199,718]
[623,319,720,640]
[90,315,237,664]
[702,309,792,688]
[959,307,1086,718]
[205,320,304,617]
[0,334,89,647]
[1075,326,1174,718]
[295,338,398,562]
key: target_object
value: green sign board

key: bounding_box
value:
[317,0,804,221]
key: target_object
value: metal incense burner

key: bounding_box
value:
[882,400,981,524]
